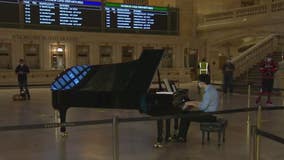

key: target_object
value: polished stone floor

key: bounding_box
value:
[0,84,283,160]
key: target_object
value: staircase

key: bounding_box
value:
[231,34,284,94]
[234,52,283,94]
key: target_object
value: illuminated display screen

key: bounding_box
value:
[0,0,19,24]
[23,0,102,28]
[0,1,178,34]
[105,2,169,32]
[51,65,91,91]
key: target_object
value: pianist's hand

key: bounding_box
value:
[182,101,200,111]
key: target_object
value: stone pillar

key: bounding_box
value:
[223,42,232,57]
[91,43,100,65]
[42,40,50,70]
[175,0,197,67]
[66,41,76,67]
[176,0,196,39]
[12,36,22,68]
[113,43,121,63]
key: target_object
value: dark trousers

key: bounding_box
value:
[178,111,216,140]
[261,79,274,93]
[18,79,30,97]
[257,78,274,102]
[223,75,233,93]
[157,118,179,143]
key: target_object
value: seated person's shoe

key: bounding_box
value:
[165,136,172,143]
[153,142,163,148]
[171,134,178,140]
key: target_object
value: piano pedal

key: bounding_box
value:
[60,132,68,137]
[172,134,178,140]
[165,136,173,143]
[153,142,163,148]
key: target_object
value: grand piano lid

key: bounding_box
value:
[50,49,164,93]
[51,65,92,91]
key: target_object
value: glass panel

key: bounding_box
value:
[122,46,134,62]
[58,77,66,86]
[51,45,65,69]
[67,71,75,79]
[76,45,90,65]
[24,44,40,69]
[186,49,198,68]
[77,66,84,72]
[99,45,112,64]
[52,81,61,90]
[69,82,75,87]
[73,78,79,84]
[82,71,88,76]
[161,47,173,68]
[63,74,70,81]
[64,85,71,90]
[0,43,12,69]
[71,67,79,74]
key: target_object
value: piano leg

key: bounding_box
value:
[154,120,163,148]
[59,107,68,135]
[157,120,163,143]
[173,118,179,138]
[165,119,171,142]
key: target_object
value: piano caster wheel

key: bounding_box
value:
[61,132,68,137]
[153,142,163,148]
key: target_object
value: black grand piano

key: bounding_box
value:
[51,49,186,133]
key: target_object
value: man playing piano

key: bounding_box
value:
[177,74,219,142]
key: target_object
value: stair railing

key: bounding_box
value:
[232,34,278,78]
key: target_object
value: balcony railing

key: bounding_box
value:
[199,1,284,24]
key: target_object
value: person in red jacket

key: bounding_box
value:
[256,54,278,105]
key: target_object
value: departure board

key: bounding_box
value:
[23,0,102,28]
[0,0,178,34]
[0,0,19,24]
[105,2,169,32]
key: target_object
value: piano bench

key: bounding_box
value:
[200,118,228,146]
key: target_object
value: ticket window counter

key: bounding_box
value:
[24,44,40,69]
[161,47,173,68]
[122,46,134,62]
[76,45,90,65]
[51,45,65,69]
[0,43,12,69]
[99,45,112,64]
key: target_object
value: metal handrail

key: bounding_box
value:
[251,125,284,160]
[0,106,284,132]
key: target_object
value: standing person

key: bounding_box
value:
[177,74,219,142]
[197,58,210,94]
[256,54,278,105]
[15,59,30,100]
[222,58,235,94]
